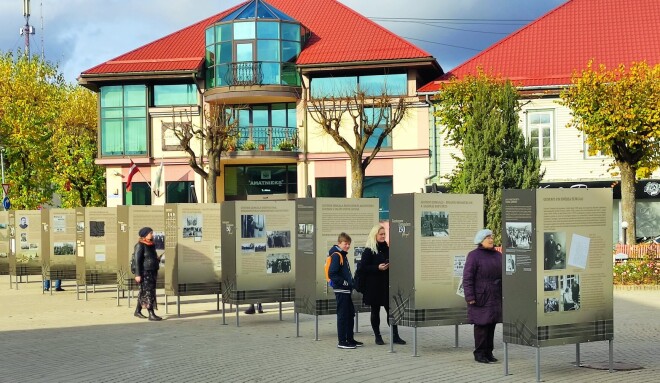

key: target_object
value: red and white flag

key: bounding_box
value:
[126,160,139,192]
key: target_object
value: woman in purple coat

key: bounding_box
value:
[463,229,502,363]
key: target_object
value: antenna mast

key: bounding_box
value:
[20,0,35,58]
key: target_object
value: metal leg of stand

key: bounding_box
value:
[84,284,88,301]
[76,283,79,300]
[164,294,168,314]
[389,321,395,353]
[315,314,319,341]
[236,304,240,327]
[355,310,359,333]
[9,274,12,289]
[609,339,613,373]
[15,275,18,290]
[116,286,120,306]
[576,343,581,366]
[128,287,132,308]
[222,301,227,325]
[504,342,509,376]
[176,295,180,317]
[412,327,418,357]
[217,294,220,311]
[296,312,300,337]
[279,301,283,321]
[454,324,459,348]
[93,284,96,293]
[536,347,541,382]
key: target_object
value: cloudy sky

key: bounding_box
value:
[0,0,566,83]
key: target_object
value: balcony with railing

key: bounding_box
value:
[234,126,298,152]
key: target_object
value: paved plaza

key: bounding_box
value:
[0,276,658,383]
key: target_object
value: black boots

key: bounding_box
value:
[244,303,264,314]
[134,306,147,319]
[392,326,407,345]
[148,309,162,321]
[375,334,385,345]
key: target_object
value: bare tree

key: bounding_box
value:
[305,90,408,197]
[167,103,240,203]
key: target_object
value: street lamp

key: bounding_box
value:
[621,221,629,245]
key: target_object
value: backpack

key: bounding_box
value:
[353,259,365,294]
[324,251,343,288]
[130,242,141,275]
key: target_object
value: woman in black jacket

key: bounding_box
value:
[134,227,162,321]
[361,224,406,345]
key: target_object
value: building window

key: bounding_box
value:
[364,107,392,149]
[364,176,393,220]
[224,164,297,200]
[153,84,197,106]
[311,73,407,98]
[316,177,346,197]
[165,181,196,203]
[100,85,147,156]
[123,182,151,205]
[527,110,554,160]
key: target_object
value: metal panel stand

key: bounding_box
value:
[164,295,168,314]
[389,322,395,353]
[412,327,419,357]
[84,284,88,301]
[9,274,12,289]
[76,283,79,300]
[176,295,180,317]
[116,286,120,306]
[315,314,320,341]
[236,304,240,327]
[279,302,283,321]
[217,294,220,311]
[221,301,227,325]
[504,342,509,376]
[92,284,96,293]
[575,343,581,366]
[128,288,132,308]
[609,339,613,373]
[454,325,459,347]
[535,347,541,382]
[355,311,359,333]
[295,312,300,337]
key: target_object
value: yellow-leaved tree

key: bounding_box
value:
[560,61,660,245]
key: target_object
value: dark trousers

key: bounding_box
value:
[473,323,496,357]
[335,293,355,343]
[370,303,399,337]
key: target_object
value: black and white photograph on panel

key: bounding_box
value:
[505,253,516,273]
[543,231,566,270]
[254,243,267,252]
[76,221,85,232]
[298,224,306,235]
[241,214,265,238]
[18,216,28,229]
[182,214,202,238]
[90,221,105,237]
[454,255,466,277]
[20,233,27,242]
[153,231,165,250]
[544,298,559,313]
[505,222,532,249]
[544,275,559,291]
[267,230,291,248]
[353,246,365,266]
[306,224,314,235]
[560,274,580,311]
[267,253,292,274]
[241,243,255,253]
[54,242,75,256]
[420,211,449,237]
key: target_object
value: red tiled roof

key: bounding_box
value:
[81,0,432,77]
[419,0,660,92]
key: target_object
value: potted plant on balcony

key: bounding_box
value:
[278,139,295,151]
[241,139,257,151]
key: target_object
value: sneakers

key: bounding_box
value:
[348,340,363,347]
[337,341,356,349]
[55,287,65,292]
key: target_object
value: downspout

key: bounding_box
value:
[194,72,205,203]
[300,68,310,198]
[423,94,438,186]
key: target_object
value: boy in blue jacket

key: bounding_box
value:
[328,232,363,349]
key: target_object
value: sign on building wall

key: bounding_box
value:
[502,188,613,347]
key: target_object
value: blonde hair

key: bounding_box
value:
[365,224,385,254]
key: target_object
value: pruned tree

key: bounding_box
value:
[305,89,408,198]
[560,61,660,245]
[167,103,241,203]
[434,72,544,243]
